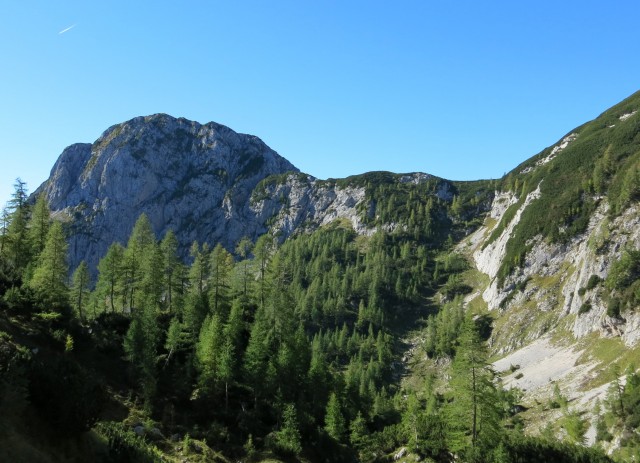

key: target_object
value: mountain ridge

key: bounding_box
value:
[34,113,465,273]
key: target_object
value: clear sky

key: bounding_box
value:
[1,1,639,207]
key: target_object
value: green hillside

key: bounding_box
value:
[4,89,640,461]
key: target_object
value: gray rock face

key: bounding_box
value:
[36,114,450,274]
[36,114,299,271]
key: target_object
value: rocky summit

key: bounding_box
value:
[35,113,455,273]
[35,114,298,271]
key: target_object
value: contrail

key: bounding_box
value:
[58,24,76,35]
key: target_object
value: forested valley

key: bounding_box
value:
[0,177,617,463]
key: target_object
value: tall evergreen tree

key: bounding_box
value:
[140,241,164,310]
[235,236,253,302]
[161,230,183,314]
[253,234,274,307]
[209,244,233,319]
[29,221,68,309]
[184,241,210,338]
[445,317,503,460]
[276,403,302,456]
[325,392,346,442]
[123,299,159,410]
[28,194,51,258]
[195,313,223,394]
[95,242,125,313]
[4,179,31,275]
[123,214,156,311]
[70,261,90,321]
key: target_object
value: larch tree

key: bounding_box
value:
[184,241,210,339]
[161,230,183,314]
[5,179,31,274]
[445,317,502,460]
[209,243,233,319]
[29,221,69,309]
[324,392,346,442]
[234,236,253,302]
[70,261,90,321]
[140,241,164,310]
[253,234,275,307]
[95,242,124,313]
[28,194,51,258]
[195,313,223,395]
[123,214,156,311]
[123,298,160,411]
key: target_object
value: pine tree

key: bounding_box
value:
[402,392,423,451]
[0,207,9,255]
[164,316,186,366]
[218,339,234,411]
[243,305,272,404]
[29,221,68,309]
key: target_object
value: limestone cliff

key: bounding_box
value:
[35,114,454,273]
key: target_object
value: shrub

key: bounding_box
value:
[578,301,592,315]
[96,422,161,463]
[607,298,621,318]
[586,274,603,290]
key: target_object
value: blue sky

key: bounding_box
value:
[1,1,639,206]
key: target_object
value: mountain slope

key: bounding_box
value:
[35,114,299,271]
[21,90,640,460]
[438,90,640,454]
[35,114,462,273]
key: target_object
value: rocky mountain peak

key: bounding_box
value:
[36,114,299,272]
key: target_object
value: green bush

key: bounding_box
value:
[578,301,592,315]
[586,274,603,290]
[96,422,162,463]
[606,250,640,291]
[607,298,621,318]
